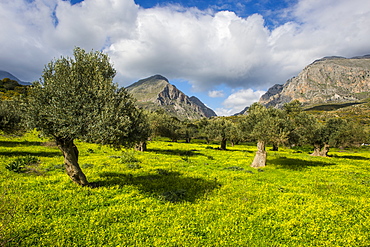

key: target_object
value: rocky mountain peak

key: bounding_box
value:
[259,55,370,108]
[126,75,216,120]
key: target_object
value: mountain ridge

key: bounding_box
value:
[126,75,217,120]
[258,55,370,108]
[0,70,31,85]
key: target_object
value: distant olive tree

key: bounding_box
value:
[26,47,149,186]
[148,110,182,142]
[283,100,318,147]
[310,118,366,156]
[204,117,233,150]
[176,120,198,143]
[241,103,289,168]
[0,99,24,134]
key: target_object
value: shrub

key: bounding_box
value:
[5,160,25,173]
[119,151,140,163]
[5,156,40,173]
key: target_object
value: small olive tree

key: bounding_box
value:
[26,47,149,186]
[0,100,24,134]
[241,103,289,168]
[309,118,366,156]
[283,100,318,147]
[204,117,233,150]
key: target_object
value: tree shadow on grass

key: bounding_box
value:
[92,170,221,203]
[0,150,61,158]
[0,141,61,157]
[270,157,336,171]
[0,141,42,147]
[148,148,206,157]
[331,154,370,161]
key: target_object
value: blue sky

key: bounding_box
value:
[1,0,370,115]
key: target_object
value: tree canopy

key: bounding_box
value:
[26,47,149,186]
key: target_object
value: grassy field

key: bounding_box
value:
[1,131,370,246]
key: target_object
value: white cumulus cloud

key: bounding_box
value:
[208,90,225,98]
[216,88,266,116]
[0,0,369,111]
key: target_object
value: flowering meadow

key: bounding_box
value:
[1,131,370,246]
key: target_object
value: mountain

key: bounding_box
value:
[126,75,217,120]
[259,55,370,108]
[0,70,31,85]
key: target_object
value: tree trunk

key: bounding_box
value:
[272,143,279,151]
[56,138,89,186]
[251,140,267,168]
[135,141,147,152]
[220,138,227,150]
[311,143,330,157]
[311,144,321,156]
[320,143,330,156]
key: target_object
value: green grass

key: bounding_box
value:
[1,132,370,246]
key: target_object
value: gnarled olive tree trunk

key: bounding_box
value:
[56,138,89,186]
[311,143,330,157]
[135,141,147,152]
[251,140,267,168]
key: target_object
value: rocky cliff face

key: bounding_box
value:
[126,75,217,120]
[259,55,370,108]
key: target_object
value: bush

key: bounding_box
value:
[5,156,40,173]
[119,151,140,163]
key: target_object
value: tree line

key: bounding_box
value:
[0,48,368,186]
[147,100,367,166]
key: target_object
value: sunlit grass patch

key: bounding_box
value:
[1,133,370,246]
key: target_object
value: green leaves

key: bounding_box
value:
[243,103,289,145]
[26,47,149,148]
[5,155,40,173]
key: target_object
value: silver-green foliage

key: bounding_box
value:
[26,47,149,148]
[25,47,149,185]
[0,100,24,134]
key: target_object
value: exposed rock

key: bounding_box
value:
[189,96,216,118]
[259,55,370,108]
[126,75,217,120]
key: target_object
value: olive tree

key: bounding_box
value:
[26,47,149,186]
[148,110,181,142]
[283,100,318,147]
[310,118,366,156]
[0,100,24,134]
[241,103,289,168]
[204,117,233,150]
